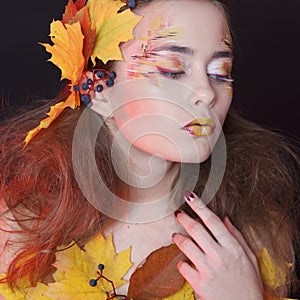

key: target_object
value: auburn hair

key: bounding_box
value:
[0,0,299,298]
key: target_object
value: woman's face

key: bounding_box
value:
[95,0,233,163]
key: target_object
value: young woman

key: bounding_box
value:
[0,0,299,299]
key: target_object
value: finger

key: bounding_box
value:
[183,191,239,248]
[177,261,202,294]
[223,216,261,275]
[172,232,208,272]
[174,210,220,255]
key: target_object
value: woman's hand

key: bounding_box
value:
[172,191,264,300]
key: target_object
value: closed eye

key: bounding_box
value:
[156,65,186,80]
[208,73,234,83]
[207,59,234,84]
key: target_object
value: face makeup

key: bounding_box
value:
[207,60,233,84]
[128,50,191,81]
[183,118,216,137]
[94,0,234,163]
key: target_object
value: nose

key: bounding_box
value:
[188,81,216,108]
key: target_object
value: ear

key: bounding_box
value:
[90,91,114,118]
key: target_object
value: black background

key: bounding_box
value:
[0,0,299,140]
[230,0,300,141]
[0,0,299,296]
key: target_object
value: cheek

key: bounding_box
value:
[108,78,190,125]
[214,86,233,122]
[112,100,184,134]
[111,102,218,163]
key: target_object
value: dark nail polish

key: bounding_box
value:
[189,192,195,199]
[183,190,191,200]
[174,210,181,217]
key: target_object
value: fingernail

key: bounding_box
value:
[183,190,195,202]
[174,210,181,217]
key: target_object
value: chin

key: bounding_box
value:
[168,152,212,164]
[143,148,212,164]
[133,137,214,163]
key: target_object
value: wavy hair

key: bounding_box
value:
[0,0,299,298]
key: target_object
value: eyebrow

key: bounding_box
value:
[151,45,195,56]
[150,45,233,59]
[212,51,233,59]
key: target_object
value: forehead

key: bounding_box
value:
[124,0,231,55]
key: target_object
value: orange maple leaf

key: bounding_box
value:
[63,0,95,66]
[75,0,87,11]
[62,0,79,24]
[41,20,85,83]
[24,92,79,145]
[67,6,96,62]
[24,0,142,145]
[62,0,88,23]
[24,20,85,145]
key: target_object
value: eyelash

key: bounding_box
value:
[156,65,234,83]
[160,71,234,84]
[208,74,234,84]
[159,70,186,79]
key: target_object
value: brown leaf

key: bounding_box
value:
[127,244,187,300]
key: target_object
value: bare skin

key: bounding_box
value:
[173,192,264,300]
[0,1,265,299]
[94,1,264,298]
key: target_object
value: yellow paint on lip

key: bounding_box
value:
[184,118,215,137]
[185,125,213,136]
[187,118,215,127]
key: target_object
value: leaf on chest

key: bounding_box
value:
[127,243,188,300]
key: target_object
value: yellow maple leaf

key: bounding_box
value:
[162,281,194,300]
[0,274,50,300]
[0,274,25,300]
[87,0,142,64]
[257,247,293,290]
[26,283,52,300]
[41,20,85,83]
[44,233,132,299]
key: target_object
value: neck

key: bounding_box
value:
[109,131,185,223]
[128,153,180,203]
[112,127,181,203]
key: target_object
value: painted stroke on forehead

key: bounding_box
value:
[126,13,184,80]
[127,48,191,81]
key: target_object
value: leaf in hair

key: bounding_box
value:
[24,91,80,145]
[62,0,79,24]
[62,0,88,24]
[41,20,85,84]
[24,19,85,144]
[127,243,194,300]
[62,0,96,63]
[87,0,142,64]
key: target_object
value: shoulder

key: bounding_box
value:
[0,201,20,276]
[0,203,21,300]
